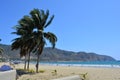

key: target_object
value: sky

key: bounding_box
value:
[0,0,120,60]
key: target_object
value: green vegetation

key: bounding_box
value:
[0,48,4,55]
[52,69,57,76]
[11,8,57,73]
[38,69,45,73]
[18,68,45,73]
[28,69,35,73]
[0,39,4,60]
[80,72,88,80]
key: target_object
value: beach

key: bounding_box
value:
[1,62,120,80]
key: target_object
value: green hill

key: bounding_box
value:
[0,44,116,61]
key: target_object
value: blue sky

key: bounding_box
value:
[0,0,120,60]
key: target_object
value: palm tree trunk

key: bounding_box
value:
[24,55,27,70]
[36,54,40,73]
[35,45,44,73]
[27,52,30,70]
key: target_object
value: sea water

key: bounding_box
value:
[36,61,120,68]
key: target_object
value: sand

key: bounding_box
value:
[0,62,120,80]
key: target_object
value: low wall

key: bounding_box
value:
[51,75,82,80]
[0,70,16,80]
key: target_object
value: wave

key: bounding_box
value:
[31,61,120,68]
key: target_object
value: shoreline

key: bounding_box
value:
[30,61,120,68]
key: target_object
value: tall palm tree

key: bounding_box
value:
[11,16,35,70]
[29,9,57,72]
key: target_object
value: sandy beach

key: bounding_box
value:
[0,62,120,80]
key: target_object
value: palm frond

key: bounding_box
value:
[30,9,41,28]
[41,10,49,27]
[11,37,24,50]
[44,32,57,48]
[44,15,54,28]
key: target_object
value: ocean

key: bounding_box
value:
[34,61,120,68]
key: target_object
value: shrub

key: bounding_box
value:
[28,69,35,73]
[52,69,57,76]
[38,69,45,73]
[80,72,88,80]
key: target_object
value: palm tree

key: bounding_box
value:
[11,16,35,70]
[12,9,57,73]
[11,37,28,70]
[0,39,4,61]
[29,9,57,72]
[0,47,4,57]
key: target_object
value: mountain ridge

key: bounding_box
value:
[0,44,116,61]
